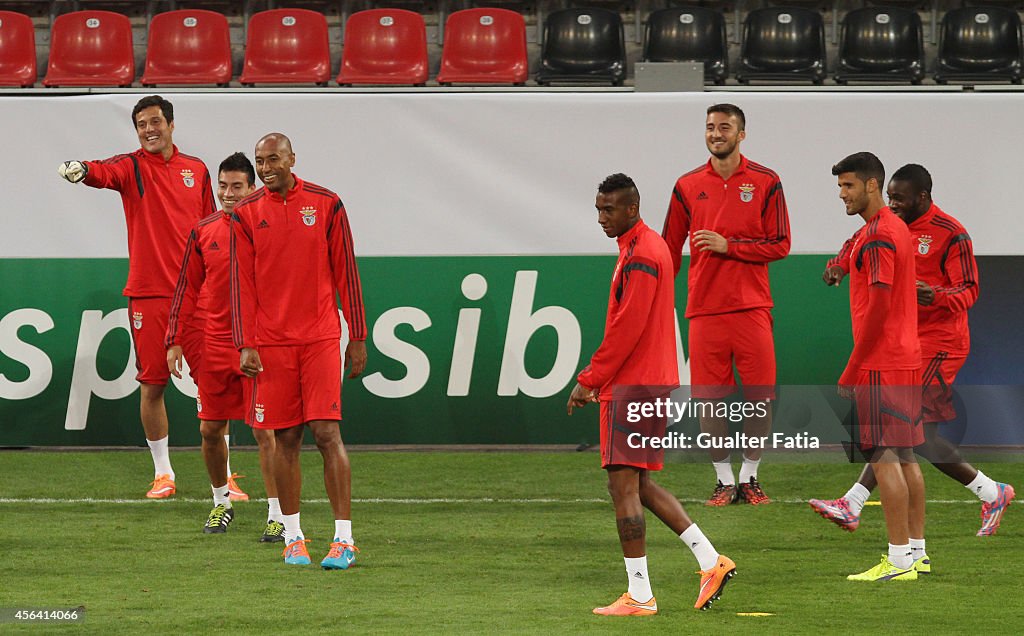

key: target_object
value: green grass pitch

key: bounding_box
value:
[1,450,1021,634]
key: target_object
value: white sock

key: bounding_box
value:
[966,471,999,504]
[267,497,283,522]
[713,457,735,486]
[335,519,353,543]
[888,543,912,570]
[283,512,302,544]
[147,436,174,480]
[909,537,926,561]
[224,435,232,477]
[680,524,720,571]
[738,455,761,483]
[845,482,870,516]
[624,556,653,603]
[212,483,231,508]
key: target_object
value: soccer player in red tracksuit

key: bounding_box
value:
[661,103,791,506]
[166,152,287,542]
[568,174,736,616]
[826,152,927,582]
[58,95,214,499]
[230,133,367,569]
[811,163,1015,539]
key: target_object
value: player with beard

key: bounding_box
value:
[661,104,791,506]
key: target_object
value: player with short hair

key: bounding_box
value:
[568,173,736,615]
[58,95,215,498]
[166,152,285,540]
[661,103,791,506]
[812,163,1014,539]
[230,133,368,568]
[830,152,925,582]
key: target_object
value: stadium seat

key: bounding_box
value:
[835,7,924,84]
[934,7,1022,84]
[437,8,528,85]
[536,8,626,86]
[142,10,232,86]
[0,11,37,87]
[43,10,134,87]
[736,6,826,84]
[337,9,429,85]
[643,7,728,85]
[240,8,330,86]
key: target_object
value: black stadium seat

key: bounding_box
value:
[536,8,626,85]
[736,7,827,84]
[643,7,728,84]
[835,7,924,84]
[934,6,1022,83]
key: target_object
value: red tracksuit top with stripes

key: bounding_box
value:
[577,220,679,394]
[229,176,367,349]
[83,145,216,298]
[846,207,920,372]
[828,203,977,357]
[661,155,791,319]
[166,211,233,346]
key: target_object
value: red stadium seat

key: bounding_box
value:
[142,10,232,86]
[0,11,37,87]
[43,11,134,87]
[241,8,330,85]
[437,8,527,85]
[337,9,428,86]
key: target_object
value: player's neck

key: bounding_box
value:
[710,152,741,180]
[859,198,885,223]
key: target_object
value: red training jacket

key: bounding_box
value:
[230,176,367,349]
[828,202,977,357]
[166,211,233,346]
[83,145,216,298]
[578,220,679,394]
[662,155,791,319]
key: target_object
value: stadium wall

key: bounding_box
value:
[2,93,1022,445]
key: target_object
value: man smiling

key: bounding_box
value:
[58,95,215,499]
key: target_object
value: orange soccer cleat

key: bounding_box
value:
[592,593,658,616]
[227,473,249,502]
[146,474,176,499]
[695,555,736,610]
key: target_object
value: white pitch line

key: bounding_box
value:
[0,497,982,505]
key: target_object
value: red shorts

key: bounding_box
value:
[195,338,251,422]
[129,297,203,385]
[249,339,342,429]
[689,308,776,400]
[921,352,965,424]
[599,391,669,471]
[853,368,923,450]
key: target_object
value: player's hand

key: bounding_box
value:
[567,382,596,415]
[693,230,728,254]
[823,265,846,286]
[240,347,263,378]
[345,340,367,379]
[916,281,935,306]
[166,345,184,379]
[837,366,856,399]
[58,160,88,183]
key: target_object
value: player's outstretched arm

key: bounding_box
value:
[57,160,88,183]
